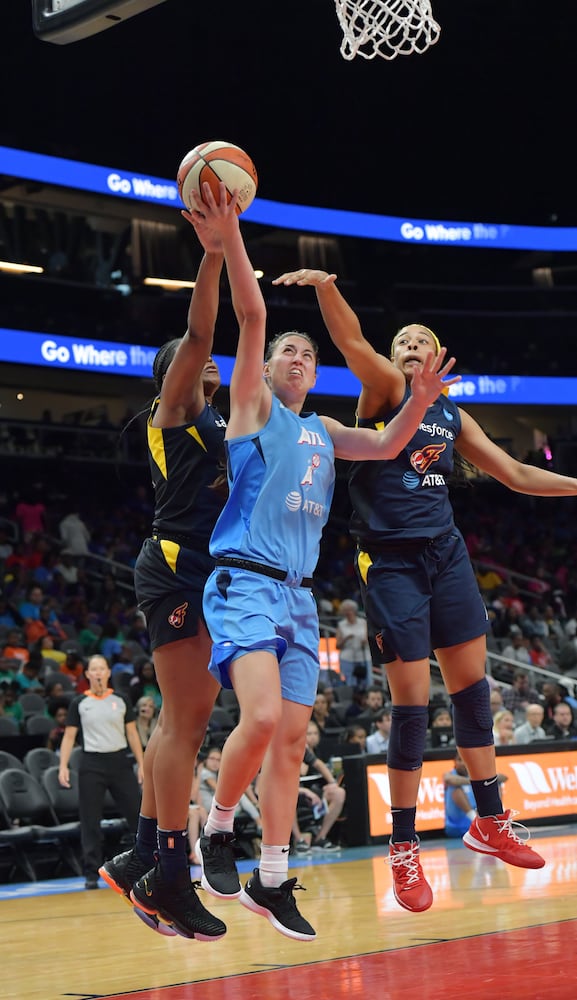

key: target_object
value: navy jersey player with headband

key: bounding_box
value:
[187,180,458,942]
[272,266,577,913]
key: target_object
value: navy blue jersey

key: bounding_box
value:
[349,388,461,544]
[147,397,227,547]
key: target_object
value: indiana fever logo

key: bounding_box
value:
[410,442,446,474]
[168,601,188,628]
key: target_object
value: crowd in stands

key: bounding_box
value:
[3,469,577,864]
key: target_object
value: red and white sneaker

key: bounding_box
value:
[388,839,433,912]
[463,809,545,869]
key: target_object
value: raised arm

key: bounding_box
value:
[189,182,269,436]
[322,348,460,461]
[273,268,406,411]
[154,223,224,426]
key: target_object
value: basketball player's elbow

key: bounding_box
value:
[236,302,266,330]
[377,435,403,460]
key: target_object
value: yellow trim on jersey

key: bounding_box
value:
[186,426,207,451]
[355,413,386,431]
[160,539,180,573]
[357,549,373,585]
[148,423,167,480]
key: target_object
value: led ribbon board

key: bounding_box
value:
[3,145,577,250]
[2,329,577,403]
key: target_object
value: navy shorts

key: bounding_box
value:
[203,566,320,707]
[134,536,214,651]
[355,529,489,664]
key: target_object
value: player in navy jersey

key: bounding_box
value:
[273,267,577,912]
[186,183,458,942]
[99,213,227,942]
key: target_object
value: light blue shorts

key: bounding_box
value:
[203,566,320,707]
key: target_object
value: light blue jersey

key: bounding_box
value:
[204,395,336,705]
[210,395,335,581]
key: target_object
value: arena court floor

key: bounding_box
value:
[3,826,577,1000]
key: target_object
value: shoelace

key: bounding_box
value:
[493,810,531,845]
[387,844,422,886]
[281,882,306,909]
[206,839,237,869]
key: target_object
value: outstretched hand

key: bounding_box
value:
[181,181,239,253]
[272,268,337,287]
[409,347,460,406]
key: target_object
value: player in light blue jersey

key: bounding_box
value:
[188,183,458,941]
[274,267,577,912]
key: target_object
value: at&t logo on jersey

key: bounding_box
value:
[401,443,447,490]
[284,490,325,517]
[284,438,327,516]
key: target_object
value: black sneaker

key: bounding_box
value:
[239,868,316,941]
[99,848,149,899]
[99,848,177,937]
[196,831,241,899]
[311,837,341,853]
[130,865,227,942]
[132,904,178,937]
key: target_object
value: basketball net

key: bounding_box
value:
[335,0,441,61]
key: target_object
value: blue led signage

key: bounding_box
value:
[2,145,577,250]
[1,328,576,404]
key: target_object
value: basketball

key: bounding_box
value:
[177,141,258,215]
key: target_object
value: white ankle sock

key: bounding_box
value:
[259,844,290,887]
[204,800,237,836]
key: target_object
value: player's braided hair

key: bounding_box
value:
[114,338,181,481]
[152,338,182,393]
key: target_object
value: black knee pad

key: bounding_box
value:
[450,678,493,747]
[387,705,429,771]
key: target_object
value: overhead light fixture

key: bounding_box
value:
[0,261,44,274]
[144,269,264,291]
[143,277,197,290]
